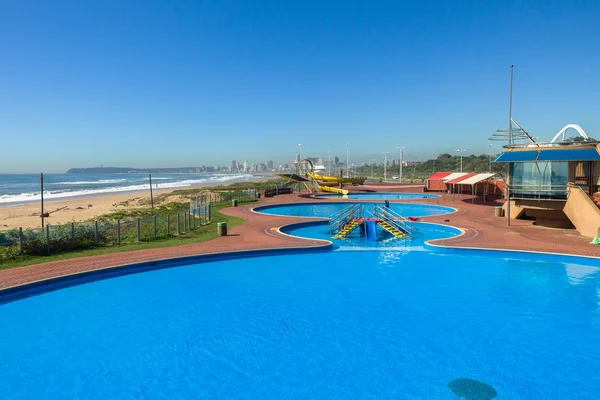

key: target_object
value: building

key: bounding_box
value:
[231,160,237,172]
[267,160,274,170]
[334,156,340,165]
[243,160,248,173]
[493,124,600,237]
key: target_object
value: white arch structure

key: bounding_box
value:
[550,124,590,143]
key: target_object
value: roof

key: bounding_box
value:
[537,148,600,161]
[426,172,452,181]
[493,151,538,162]
[446,173,477,184]
[441,172,469,181]
[493,147,600,162]
[454,173,497,185]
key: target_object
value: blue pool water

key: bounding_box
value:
[282,220,462,249]
[315,192,440,200]
[2,249,600,399]
[255,202,455,219]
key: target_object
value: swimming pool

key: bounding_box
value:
[254,202,455,219]
[281,220,463,249]
[315,192,440,200]
[1,248,599,399]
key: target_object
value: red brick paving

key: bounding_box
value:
[1,185,599,290]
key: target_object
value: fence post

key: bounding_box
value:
[117,219,121,244]
[71,222,75,249]
[177,213,180,234]
[137,217,141,242]
[167,214,171,236]
[153,215,157,239]
[208,204,211,222]
[95,220,99,245]
[19,227,23,256]
[46,224,50,255]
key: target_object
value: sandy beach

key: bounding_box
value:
[0,188,188,230]
[0,173,279,231]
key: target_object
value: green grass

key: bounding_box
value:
[0,203,248,270]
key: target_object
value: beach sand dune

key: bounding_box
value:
[0,189,194,230]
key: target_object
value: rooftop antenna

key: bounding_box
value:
[509,64,513,145]
[489,65,536,145]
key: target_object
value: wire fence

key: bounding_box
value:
[0,184,298,261]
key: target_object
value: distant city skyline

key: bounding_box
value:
[1,1,599,173]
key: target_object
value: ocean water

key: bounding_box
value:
[0,173,258,204]
[1,249,600,399]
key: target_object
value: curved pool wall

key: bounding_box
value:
[2,248,600,399]
[314,192,440,200]
[254,202,455,219]
[280,220,462,249]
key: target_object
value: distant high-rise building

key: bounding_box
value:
[259,163,267,172]
[267,160,274,170]
[231,160,237,172]
[296,153,300,163]
[243,160,248,172]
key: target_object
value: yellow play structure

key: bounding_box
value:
[276,159,366,195]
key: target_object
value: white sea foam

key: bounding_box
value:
[0,174,253,204]
[53,179,128,185]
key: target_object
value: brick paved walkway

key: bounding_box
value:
[1,186,599,290]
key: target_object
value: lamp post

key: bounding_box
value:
[345,142,350,178]
[298,143,305,173]
[397,146,405,182]
[456,149,467,172]
[382,152,389,181]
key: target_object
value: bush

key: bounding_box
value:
[0,244,20,260]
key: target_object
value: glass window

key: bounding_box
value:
[509,162,568,199]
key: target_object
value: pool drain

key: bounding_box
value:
[448,378,497,400]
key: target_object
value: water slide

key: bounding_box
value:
[307,172,366,186]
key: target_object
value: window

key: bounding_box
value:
[509,162,568,199]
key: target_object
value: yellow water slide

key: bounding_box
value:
[319,185,348,195]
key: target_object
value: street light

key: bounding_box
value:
[345,143,350,178]
[397,146,405,182]
[382,152,389,181]
[456,149,467,172]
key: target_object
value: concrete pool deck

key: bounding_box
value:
[1,185,599,289]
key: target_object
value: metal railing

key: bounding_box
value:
[506,184,569,200]
[329,204,364,235]
[369,205,413,237]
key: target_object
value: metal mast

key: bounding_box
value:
[509,65,514,145]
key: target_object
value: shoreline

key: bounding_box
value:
[0,173,269,208]
[0,176,271,230]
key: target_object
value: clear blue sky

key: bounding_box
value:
[1,0,599,173]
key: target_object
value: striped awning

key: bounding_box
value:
[426,172,452,180]
[454,173,497,185]
[446,173,477,184]
[441,172,468,181]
